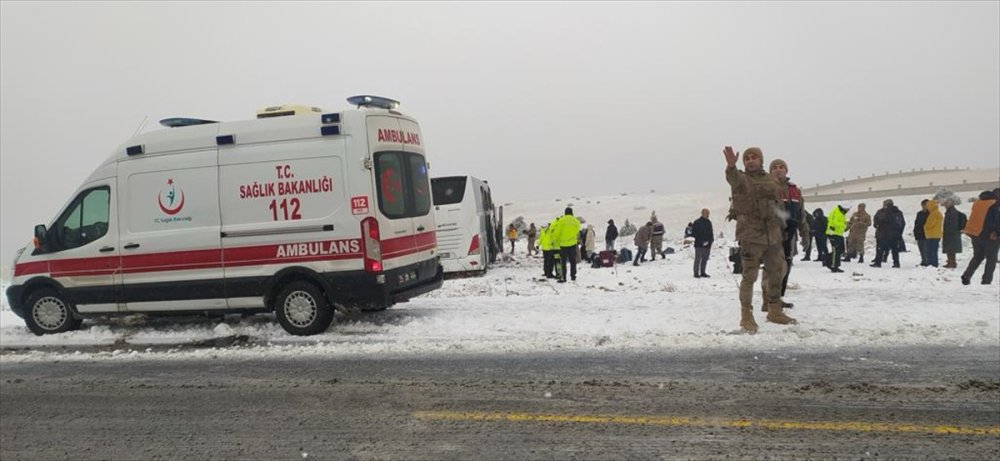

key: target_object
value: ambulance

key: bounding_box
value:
[6,95,444,336]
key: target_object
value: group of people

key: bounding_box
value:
[629,217,667,266]
[533,208,582,283]
[724,145,1000,334]
[505,148,998,333]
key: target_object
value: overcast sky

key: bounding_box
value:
[2,1,998,264]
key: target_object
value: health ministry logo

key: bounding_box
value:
[157,178,186,215]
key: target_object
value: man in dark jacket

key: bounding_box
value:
[914,199,929,266]
[961,189,1000,285]
[605,219,619,251]
[811,208,829,262]
[871,199,904,268]
[942,201,966,269]
[692,208,714,278]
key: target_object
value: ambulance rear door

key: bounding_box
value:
[397,117,436,262]
[367,115,415,270]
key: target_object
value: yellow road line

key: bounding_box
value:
[414,411,1000,436]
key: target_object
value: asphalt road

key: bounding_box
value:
[2,346,998,460]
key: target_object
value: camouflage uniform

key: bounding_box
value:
[846,207,872,260]
[726,148,795,332]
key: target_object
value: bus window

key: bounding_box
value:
[432,177,468,206]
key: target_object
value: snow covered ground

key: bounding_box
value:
[2,190,998,363]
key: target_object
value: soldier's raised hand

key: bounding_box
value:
[723,146,739,167]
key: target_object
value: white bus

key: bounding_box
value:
[431,176,500,275]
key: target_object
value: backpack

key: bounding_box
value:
[684,222,694,238]
[590,257,602,268]
[958,211,968,231]
[652,222,665,236]
[616,247,633,263]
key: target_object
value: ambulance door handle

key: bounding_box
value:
[99,246,115,253]
[417,225,426,232]
[124,243,141,250]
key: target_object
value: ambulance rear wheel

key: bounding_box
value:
[24,288,82,336]
[274,281,334,336]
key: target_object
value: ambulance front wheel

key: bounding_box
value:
[23,288,83,336]
[274,281,335,336]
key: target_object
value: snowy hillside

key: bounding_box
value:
[2,190,997,362]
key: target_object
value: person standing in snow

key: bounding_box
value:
[760,158,807,310]
[605,219,619,251]
[844,203,871,263]
[922,199,943,267]
[691,208,714,278]
[914,199,930,266]
[800,211,815,261]
[526,223,538,256]
[811,208,829,262]
[724,145,795,334]
[650,216,666,261]
[942,201,967,269]
[551,207,581,283]
[539,224,555,278]
[961,189,1000,285]
[826,204,848,273]
[871,199,904,268]
[583,224,596,262]
[633,221,652,266]
[506,224,518,254]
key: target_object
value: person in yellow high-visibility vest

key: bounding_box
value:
[550,207,581,283]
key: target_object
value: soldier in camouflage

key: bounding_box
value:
[724,146,797,333]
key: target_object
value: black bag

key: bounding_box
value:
[617,247,633,263]
[591,257,602,268]
[684,222,694,238]
[729,247,742,274]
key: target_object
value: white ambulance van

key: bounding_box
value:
[431,176,500,275]
[6,96,443,336]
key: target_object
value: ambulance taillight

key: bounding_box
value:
[361,217,383,273]
[468,234,481,256]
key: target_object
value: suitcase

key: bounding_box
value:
[599,250,615,267]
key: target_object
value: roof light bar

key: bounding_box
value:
[346,95,400,110]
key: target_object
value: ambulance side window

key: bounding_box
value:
[51,186,110,251]
[376,153,406,218]
[407,154,430,215]
[375,151,431,219]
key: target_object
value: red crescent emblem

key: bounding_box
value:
[158,189,185,215]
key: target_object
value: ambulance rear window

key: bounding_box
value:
[374,151,431,219]
[431,177,467,206]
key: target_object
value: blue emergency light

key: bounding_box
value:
[347,95,400,110]
[159,117,219,128]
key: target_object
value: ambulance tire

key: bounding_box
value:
[23,288,82,336]
[274,281,335,336]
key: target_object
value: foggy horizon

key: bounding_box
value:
[2,1,999,264]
